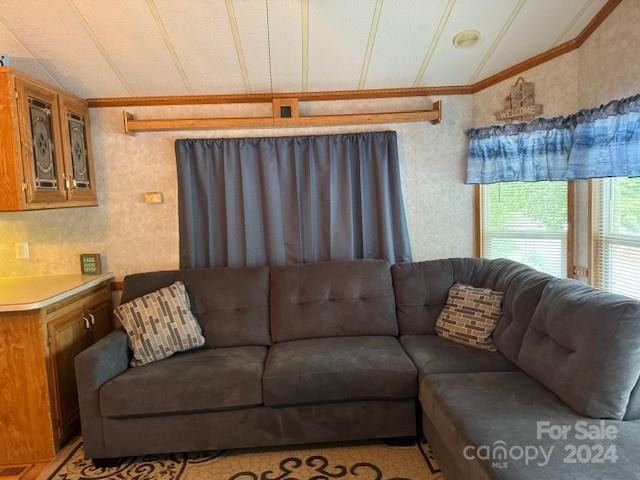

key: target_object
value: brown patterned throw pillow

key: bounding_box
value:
[435,283,503,351]
[114,281,205,367]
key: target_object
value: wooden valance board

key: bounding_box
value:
[123,98,441,133]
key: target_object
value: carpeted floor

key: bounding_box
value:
[39,439,443,480]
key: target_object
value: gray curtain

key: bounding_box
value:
[176,131,412,268]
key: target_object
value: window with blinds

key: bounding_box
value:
[480,181,569,277]
[592,177,640,299]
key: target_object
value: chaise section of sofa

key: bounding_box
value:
[421,371,640,480]
[392,258,640,479]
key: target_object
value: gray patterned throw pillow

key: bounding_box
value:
[435,283,503,351]
[114,281,205,367]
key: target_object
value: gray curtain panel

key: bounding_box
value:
[176,131,412,268]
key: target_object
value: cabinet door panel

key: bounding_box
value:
[15,78,66,204]
[88,298,112,343]
[46,307,92,448]
[60,95,97,203]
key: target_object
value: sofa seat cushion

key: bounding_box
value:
[263,336,417,407]
[420,372,640,479]
[401,335,518,377]
[100,346,267,418]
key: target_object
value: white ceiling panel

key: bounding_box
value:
[153,0,245,95]
[266,0,303,92]
[421,0,518,86]
[476,0,592,81]
[0,21,62,87]
[72,0,187,96]
[307,0,377,91]
[0,0,617,96]
[232,0,272,93]
[364,0,449,89]
[0,0,127,98]
[554,0,608,45]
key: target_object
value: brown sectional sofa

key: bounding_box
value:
[75,258,640,479]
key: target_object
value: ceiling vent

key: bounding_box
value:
[453,29,481,48]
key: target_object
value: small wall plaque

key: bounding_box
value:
[495,76,543,122]
[143,192,163,204]
[80,253,102,274]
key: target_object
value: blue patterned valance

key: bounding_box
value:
[567,95,640,179]
[466,94,640,184]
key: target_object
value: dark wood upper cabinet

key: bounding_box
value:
[0,67,98,211]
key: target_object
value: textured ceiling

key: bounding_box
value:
[0,0,608,99]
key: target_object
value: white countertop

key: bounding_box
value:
[0,272,114,312]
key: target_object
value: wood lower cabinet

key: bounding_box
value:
[0,282,112,465]
[46,305,94,449]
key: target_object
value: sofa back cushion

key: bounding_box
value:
[391,258,552,364]
[391,258,497,335]
[517,278,640,419]
[270,260,397,342]
[120,266,270,348]
[489,259,553,363]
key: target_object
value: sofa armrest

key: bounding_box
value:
[75,328,130,458]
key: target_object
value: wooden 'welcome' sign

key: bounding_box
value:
[495,77,543,122]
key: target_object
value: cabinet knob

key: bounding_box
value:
[89,313,95,326]
[83,316,90,329]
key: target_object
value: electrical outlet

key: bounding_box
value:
[14,242,30,259]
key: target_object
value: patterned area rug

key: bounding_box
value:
[41,439,443,480]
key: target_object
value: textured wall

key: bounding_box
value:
[578,0,640,108]
[0,96,474,279]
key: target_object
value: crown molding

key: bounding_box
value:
[87,0,621,108]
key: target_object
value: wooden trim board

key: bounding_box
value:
[123,100,442,133]
[90,85,468,108]
[567,181,576,279]
[474,184,482,258]
[86,0,621,108]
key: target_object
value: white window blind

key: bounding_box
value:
[593,177,640,299]
[481,181,569,277]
